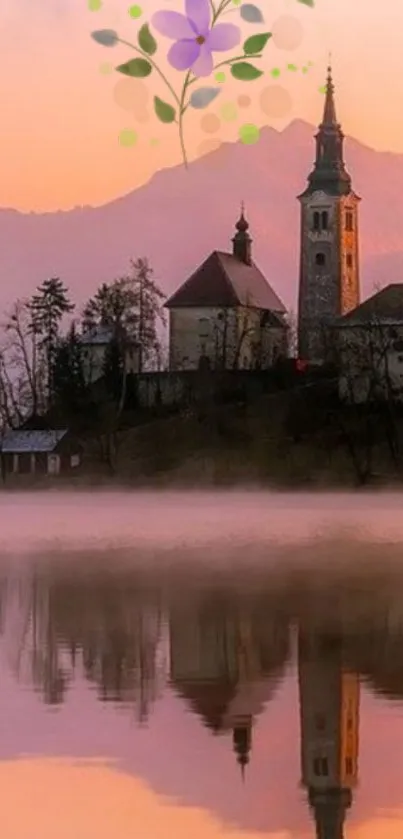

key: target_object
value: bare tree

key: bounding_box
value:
[325,315,402,483]
[0,300,46,425]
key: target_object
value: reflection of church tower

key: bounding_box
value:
[298,629,360,839]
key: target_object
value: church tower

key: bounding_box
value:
[298,628,360,839]
[297,65,361,362]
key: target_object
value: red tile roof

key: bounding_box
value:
[165,250,286,313]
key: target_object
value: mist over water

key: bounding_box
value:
[0,490,403,558]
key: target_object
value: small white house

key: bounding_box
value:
[335,284,403,403]
[165,209,288,371]
[79,325,140,384]
[1,429,82,476]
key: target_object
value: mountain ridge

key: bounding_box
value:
[2,119,403,315]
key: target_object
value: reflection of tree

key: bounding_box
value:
[169,591,291,772]
[0,572,70,705]
[0,572,166,722]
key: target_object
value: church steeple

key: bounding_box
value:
[297,61,361,362]
[232,203,252,265]
[233,721,252,780]
[322,62,338,126]
[304,63,351,197]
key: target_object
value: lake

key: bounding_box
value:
[1,491,403,839]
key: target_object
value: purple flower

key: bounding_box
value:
[152,0,241,78]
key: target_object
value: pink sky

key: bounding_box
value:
[2,0,403,211]
[1,660,403,839]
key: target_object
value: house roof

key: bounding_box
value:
[1,429,68,453]
[80,325,139,347]
[165,250,287,313]
[79,325,115,345]
[339,284,403,325]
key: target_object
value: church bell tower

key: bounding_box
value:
[297,65,361,362]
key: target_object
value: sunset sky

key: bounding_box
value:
[1,0,402,211]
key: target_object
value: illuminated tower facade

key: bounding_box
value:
[298,629,360,839]
[297,65,361,362]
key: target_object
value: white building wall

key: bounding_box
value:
[169,307,238,371]
[169,307,287,371]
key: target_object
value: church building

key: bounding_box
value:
[297,66,361,363]
[165,209,288,371]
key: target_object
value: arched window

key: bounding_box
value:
[315,252,326,267]
[345,211,353,231]
[346,253,353,267]
[321,211,328,230]
[313,211,320,231]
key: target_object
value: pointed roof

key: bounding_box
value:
[171,679,236,731]
[338,284,403,325]
[300,63,352,198]
[165,250,286,313]
[321,64,338,128]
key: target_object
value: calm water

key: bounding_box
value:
[2,491,403,839]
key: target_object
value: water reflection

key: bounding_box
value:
[2,549,403,837]
[169,591,290,774]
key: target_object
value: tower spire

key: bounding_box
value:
[232,204,252,265]
[322,60,338,127]
[301,62,351,197]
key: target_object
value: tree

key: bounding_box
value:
[317,317,403,484]
[52,322,87,417]
[0,299,45,425]
[29,278,74,404]
[130,257,166,372]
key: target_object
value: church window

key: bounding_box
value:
[345,757,353,775]
[313,211,320,231]
[315,252,326,267]
[321,211,328,230]
[315,713,326,731]
[346,254,353,267]
[345,211,353,231]
[313,757,329,776]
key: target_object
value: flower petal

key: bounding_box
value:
[191,42,213,77]
[185,0,210,36]
[151,11,194,40]
[207,22,241,51]
[167,38,200,71]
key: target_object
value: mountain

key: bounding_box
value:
[2,119,403,317]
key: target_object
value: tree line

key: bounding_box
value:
[0,257,166,430]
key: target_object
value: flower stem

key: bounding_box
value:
[212,0,233,24]
[178,70,192,169]
[186,52,262,88]
[117,38,181,108]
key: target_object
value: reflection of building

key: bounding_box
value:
[298,629,360,838]
[169,595,290,774]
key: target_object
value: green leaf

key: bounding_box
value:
[91,29,118,47]
[154,96,176,123]
[138,23,157,55]
[298,0,314,5]
[231,62,263,81]
[116,58,152,77]
[189,87,221,109]
[243,32,271,54]
[240,4,264,23]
